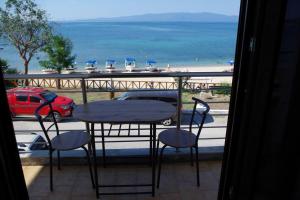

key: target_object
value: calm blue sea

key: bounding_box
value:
[0,22,238,72]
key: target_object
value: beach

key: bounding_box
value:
[26,65,233,90]
[99,65,233,83]
[28,65,233,85]
[3,21,235,85]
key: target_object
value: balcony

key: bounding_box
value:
[23,161,221,199]
[5,71,231,199]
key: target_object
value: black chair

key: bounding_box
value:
[156,97,210,188]
[35,99,95,191]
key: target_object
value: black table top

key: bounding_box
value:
[73,100,176,124]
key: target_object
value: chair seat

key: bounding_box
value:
[51,131,90,150]
[158,128,196,148]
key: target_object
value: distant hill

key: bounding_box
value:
[74,12,238,23]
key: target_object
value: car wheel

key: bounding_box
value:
[51,111,62,122]
[161,118,173,126]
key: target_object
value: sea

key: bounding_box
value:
[0,22,238,72]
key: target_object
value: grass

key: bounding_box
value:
[182,91,230,110]
[212,83,232,95]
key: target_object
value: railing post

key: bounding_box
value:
[81,78,89,132]
[81,78,87,104]
[109,77,115,99]
[177,76,182,130]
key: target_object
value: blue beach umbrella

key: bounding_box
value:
[125,57,136,62]
[227,60,234,66]
[86,60,97,65]
[106,59,116,65]
[146,60,157,65]
[125,57,136,66]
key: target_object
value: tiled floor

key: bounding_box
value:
[23,161,221,200]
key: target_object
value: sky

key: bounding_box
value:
[0,0,240,21]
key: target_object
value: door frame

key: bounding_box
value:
[0,69,29,199]
[218,0,289,199]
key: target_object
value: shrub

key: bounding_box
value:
[0,58,19,88]
[212,83,232,95]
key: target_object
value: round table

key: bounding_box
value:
[73,100,176,198]
[73,100,176,124]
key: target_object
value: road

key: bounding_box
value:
[13,111,227,151]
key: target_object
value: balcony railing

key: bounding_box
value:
[4,71,232,157]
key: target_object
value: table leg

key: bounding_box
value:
[91,123,99,198]
[152,123,157,197]
[101,123,106,168]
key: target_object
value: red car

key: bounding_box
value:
[7,87,74,121]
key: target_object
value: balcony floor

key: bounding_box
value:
[23,161,221,200]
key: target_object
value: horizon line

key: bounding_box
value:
[50,11,239,22]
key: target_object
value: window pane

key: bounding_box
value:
[158,97,177,103]
[40,91,57,101]
[16,95,28,102]
[30,96,41,103]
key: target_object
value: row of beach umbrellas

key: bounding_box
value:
[85,58,233,66]
[80,58,159,73]
[85,58,157,67]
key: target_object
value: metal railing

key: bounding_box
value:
[14,77,225,91]
[5,71,232,153]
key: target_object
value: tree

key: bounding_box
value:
[39,35,76,74]
[0,58,9,72]
[40,35,76,89]
[0,57,17,73]
[0,0,52,75]
[0,58,19,88]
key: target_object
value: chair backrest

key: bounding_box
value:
[189,97,210,144]
[34,99,59,149]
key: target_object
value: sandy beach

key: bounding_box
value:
[28,65,233,86]
[165,65,233,83]
[110,65,233,83]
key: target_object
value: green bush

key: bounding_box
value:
[0,58,8,71]
[0,58,19,88]
[213,83,232,95]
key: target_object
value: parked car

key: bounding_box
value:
[16,133,48,151]
[115,91,178,126]
[7,87,75,121]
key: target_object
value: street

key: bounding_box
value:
[13,111,227,151]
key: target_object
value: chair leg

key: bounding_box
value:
[88,143,92,157]
[190,147,194,166]
[157,145,167,189]
[57,150,61,170]
[195,146,200,187]
[82,146,95,188]
[49,150,54,191]
[156,140,160,159]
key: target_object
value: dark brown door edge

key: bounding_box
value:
[0,69,29,199]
